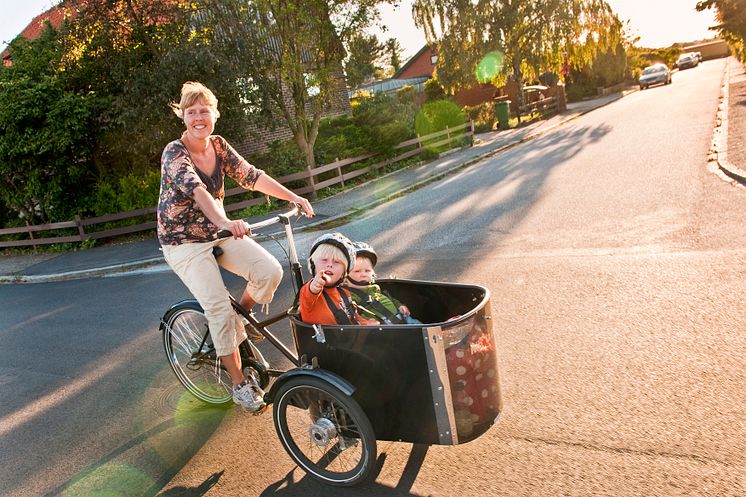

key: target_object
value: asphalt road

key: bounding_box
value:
[1,58,745,496]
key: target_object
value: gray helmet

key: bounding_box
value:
[352,241,377,267]
[308,232,356,277]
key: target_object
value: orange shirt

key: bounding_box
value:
[299,282,378,326]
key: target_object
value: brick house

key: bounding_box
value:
[2,1,351,155]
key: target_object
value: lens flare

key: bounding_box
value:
[173,389,229,426]
[475,51,505,84]
[62,463,153,497]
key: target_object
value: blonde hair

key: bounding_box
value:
[170,81,220,119]
[309,244,348,274]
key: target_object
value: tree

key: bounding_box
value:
[57,0,206,179]
[0,0,216,223]
[412,0,623,108]
[697,0,746,58]
[197,0,384,194]
[384,37,403,74]
[345,33,385,88]
[0,23,103,223]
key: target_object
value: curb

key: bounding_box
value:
[713,57,746,185]
[1,93,630,284]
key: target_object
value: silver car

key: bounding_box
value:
[639,63,672,90]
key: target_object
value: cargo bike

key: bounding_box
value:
[160,205,502,486]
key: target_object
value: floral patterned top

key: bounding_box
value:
[157,135,264,245]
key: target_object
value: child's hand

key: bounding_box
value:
[310,272,331,294]
[399,305,411,317]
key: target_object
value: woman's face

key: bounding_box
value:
[183,100,216,141]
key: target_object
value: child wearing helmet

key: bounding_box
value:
[346,241,422,325]
[299,233,379,326]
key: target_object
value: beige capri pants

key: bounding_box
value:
[162,236,283,356]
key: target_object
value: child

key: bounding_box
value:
[299,233,378,326]
[346,241,422,325]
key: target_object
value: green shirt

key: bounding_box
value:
[347,283,400,321]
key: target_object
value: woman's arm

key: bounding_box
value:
[192,186,249,238]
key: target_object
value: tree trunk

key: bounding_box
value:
[295,133,318,200]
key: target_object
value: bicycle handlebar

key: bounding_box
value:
[216,203,303,239]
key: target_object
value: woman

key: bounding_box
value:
[158,81,314,411]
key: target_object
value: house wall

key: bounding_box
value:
[454,84,499,107]
[683,39,730,60]
[396,48,437,79]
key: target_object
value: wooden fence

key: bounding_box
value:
[518,95,559,119]
[1,121,474,249]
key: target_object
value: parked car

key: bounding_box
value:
[693,51,703,63]
[638,63,672,89]
[675,53,699,70]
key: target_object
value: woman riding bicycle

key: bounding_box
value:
[157,81,313,411]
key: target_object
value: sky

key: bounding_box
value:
[1,0,720,59]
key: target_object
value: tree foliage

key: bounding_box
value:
[384,37,403,74]
[345,33,386,88]
[196,0,384,179]
[412,0,624,106]
[0,25,102,223]
[697,0,746,58]
[0,0,389,224]
[0,0,199,224]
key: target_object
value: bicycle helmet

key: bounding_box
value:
[308,232,356,278]
[352,241,378,267]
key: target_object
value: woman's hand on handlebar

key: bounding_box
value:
[217,219,250,239]
[290,195,314,218]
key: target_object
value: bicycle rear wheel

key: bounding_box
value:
[162,302,232,405]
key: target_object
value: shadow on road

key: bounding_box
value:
[257,444,431,497]
[157,470,224,496]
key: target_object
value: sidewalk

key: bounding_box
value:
[0,89,646,284]
[714,56,746,184]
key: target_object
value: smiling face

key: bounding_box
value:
[183,100,216,141]
[348,256,375,287]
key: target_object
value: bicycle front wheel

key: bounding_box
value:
[273,376,376,486]
[162,302,232,405]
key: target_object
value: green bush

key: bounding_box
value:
[89,170,160,216]
[249,140,307,189]
[464,101,496,133]
[415,99,467,152]
[424,79,446,101]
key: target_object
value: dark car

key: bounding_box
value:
[675,53,699,70]
[639,63,672,89]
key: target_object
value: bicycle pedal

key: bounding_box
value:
[253,403,269,416]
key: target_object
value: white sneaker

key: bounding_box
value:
[232,379,265,412]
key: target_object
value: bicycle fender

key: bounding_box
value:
[267,368,356,402]
[159,300,202,329]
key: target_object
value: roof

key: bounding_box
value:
[1,2,69,63]
[683,39,727,50]
[349,76,428,97]
[392,44,435,79]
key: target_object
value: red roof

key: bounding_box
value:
[2,2,70,64]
